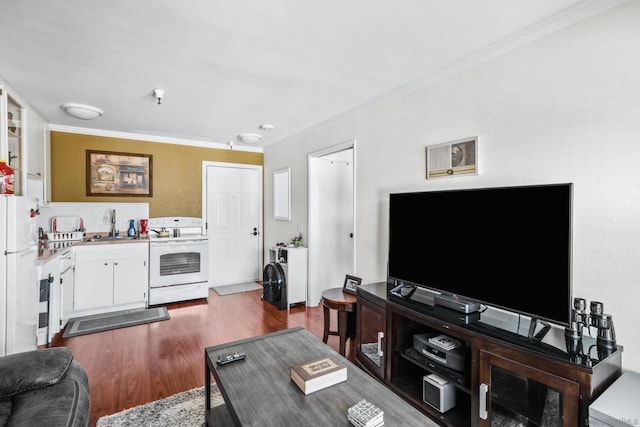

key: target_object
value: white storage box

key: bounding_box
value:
[589,371,640,427]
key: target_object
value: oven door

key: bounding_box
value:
[149,240,208,288]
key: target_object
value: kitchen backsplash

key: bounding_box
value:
[38,202,149,234]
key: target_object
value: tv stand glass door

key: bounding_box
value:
[479,349,579,426]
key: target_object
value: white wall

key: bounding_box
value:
[264,1,640,372]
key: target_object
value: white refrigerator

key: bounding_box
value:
[0,195,39,356]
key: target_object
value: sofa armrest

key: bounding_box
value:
[0,347,73,398]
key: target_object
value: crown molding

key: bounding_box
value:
[48,124,264,153]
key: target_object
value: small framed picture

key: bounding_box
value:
[426,136,478,179]
[343,275,362,295]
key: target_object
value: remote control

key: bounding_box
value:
[216,352,246,365]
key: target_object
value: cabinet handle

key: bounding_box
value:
[377,332,384,357]
[479,383,489,420]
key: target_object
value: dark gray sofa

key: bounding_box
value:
[0,347,90,427]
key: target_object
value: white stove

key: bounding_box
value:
[147,217,209,305]
[148,217,207,242]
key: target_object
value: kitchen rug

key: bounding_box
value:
[62,307,170,338]
[212,282,262,296]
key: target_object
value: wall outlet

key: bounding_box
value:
[297,224,303,233]
[102,214,110,222]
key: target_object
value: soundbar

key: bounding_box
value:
[434,294,481,314]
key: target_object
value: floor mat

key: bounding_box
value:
[62,307,170,338]
[212,282,262,296]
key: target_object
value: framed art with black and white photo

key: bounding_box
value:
[342,275,362,295]
[426,136,478,179]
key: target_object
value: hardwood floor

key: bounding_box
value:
[54,287,355,426]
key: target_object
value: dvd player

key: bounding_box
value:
[413,333,467,372]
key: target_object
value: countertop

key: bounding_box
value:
[37,235,149,265]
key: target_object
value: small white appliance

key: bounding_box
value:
[589,371,640,427]
[423,374,456,413]
[148,217,209,305]
[0,195,40,356]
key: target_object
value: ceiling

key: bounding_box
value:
[0,1,622,150]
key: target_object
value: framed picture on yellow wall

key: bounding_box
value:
[86,150,153,196]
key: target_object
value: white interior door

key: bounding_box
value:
[204,163,263,287]
[308,144,355,306]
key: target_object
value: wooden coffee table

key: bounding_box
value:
[204,327,437,426]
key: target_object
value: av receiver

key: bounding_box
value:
[413,333,467,373]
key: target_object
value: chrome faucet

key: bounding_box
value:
[110,209,117,237]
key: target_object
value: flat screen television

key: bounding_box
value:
[388,183,572,326]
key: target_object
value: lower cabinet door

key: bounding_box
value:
[356,297,386,379]
[74,260,113,311]
[478,349,579,427]
[113,258,148,305]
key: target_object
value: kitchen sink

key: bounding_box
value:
[83,236,140,242]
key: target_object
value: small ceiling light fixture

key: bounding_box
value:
[60,103,103,120]
[237,133,263,144]
[259,123,274,131]
[153,88,165,104]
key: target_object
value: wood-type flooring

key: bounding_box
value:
[53,287,354,426]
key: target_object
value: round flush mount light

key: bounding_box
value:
[237,133,263,144]
[60,103,103,120]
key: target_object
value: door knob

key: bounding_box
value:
[251,227,259,236]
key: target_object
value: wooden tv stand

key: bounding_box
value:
[355,282,623,427]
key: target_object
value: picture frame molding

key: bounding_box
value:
[273,167,291,221]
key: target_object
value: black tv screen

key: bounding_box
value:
[388,183,572,326]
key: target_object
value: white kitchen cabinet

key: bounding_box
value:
[0,83,27,195]
[26,107,45,178]
[74,243,148,316]
[25,107,46,201]
[113,257,149,305]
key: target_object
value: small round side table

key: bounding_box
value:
[321,287,358,356]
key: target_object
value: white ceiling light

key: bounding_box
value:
[237,133,262,144]
[60,103,103,120]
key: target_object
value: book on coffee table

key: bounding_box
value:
[291,355,347,395]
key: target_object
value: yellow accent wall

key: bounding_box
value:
[50,131,263,218]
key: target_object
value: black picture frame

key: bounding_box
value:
[342,275,362,295]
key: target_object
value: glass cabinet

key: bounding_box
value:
[479,349,579,426]
[356,283,388,379]
[1,85,26,195]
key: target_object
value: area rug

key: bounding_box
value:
[212,281,262,296]
[96,385,224,427]
[62,307,170,338]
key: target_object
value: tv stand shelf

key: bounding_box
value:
[355,282,623,427]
